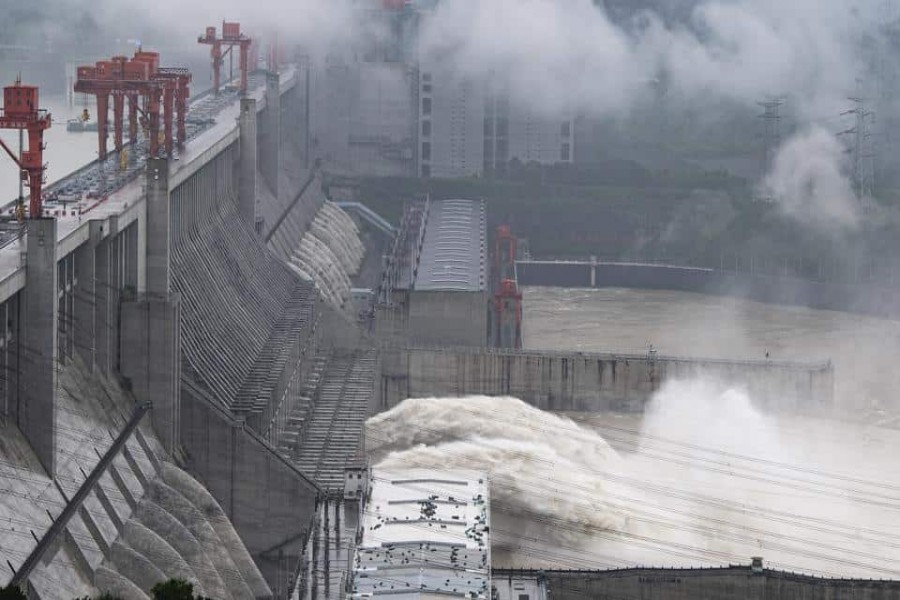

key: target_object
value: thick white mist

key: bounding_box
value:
[417,0,875,119]
[82,0,363,54]
[368,382,900,577]
[73,0,881,120]
[761,126,861,230]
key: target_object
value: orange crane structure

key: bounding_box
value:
[135,51,192,155]
[74,51,191,162]
[491,225,523,349]
[0,79,52,218]
[493,278,523,349]
[198,22,253,96]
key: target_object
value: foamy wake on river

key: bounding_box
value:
[366,379,900,578]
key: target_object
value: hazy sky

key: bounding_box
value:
[18,0,894,224]
[34,0,886,124]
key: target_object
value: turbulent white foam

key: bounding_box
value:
[291,203,364,309]
[369,396,629,543]
[367,381,900,577]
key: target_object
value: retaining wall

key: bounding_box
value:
[495,567,900,600]
[379,347,833,413]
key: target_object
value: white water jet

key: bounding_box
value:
[288,203,366,309]
[368,382,900,577]
[300,235,352,297]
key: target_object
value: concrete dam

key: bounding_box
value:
[0,65,378,599]
[0,61,848,599]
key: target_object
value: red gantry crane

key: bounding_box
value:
[198,22,253,96]
[134,51,192,155]
[74,51,191,161]
[0,79,52,218]
[491,225,523,349]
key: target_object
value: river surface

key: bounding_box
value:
[0,95,105,205]
[373,285,900,575]
[522,286,900,420]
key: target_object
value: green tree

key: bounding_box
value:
[0,585,26,600]
[150,579,195,600]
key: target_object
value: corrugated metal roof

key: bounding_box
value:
[414,199,486,292]
[351,469,491,600]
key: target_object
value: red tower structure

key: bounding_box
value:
[0,79,52,218]
[493,279,523,349]
[134,51,192,155]
[74,51,191,161]
[494,224,517,283]
[198,22,253,96]
[490,225,523,348]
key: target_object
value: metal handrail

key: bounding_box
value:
[10,401,150,588]
[264,163,320,244]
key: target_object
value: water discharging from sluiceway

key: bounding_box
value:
[289,203,363,308]
[366,381,900,578]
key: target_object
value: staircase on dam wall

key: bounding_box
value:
[278,350,377,491]
[271,354,330,458]
[0,360,270,600]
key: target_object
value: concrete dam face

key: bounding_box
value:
[0,67,376,600]
[0,360,269,600]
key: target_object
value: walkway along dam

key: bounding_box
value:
[0,62,839,600]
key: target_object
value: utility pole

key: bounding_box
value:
[840,94,876,207]
[758,97,784,179]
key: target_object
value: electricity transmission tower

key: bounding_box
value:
[758,97,784,179]
[840,96,876,207]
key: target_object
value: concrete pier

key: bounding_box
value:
[239,98,258,227]
[94,216,117,375]
[120,157,183,454]
[22,218,58,476]
[146,158,170,296]
[262,72,281,198]
[120,298,182,454]
[73,220,101,368]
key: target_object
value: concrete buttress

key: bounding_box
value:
[22,217,58,476]
[73,220,101,369]
[120,298,182,455]
[120,157,182,454]
[239,98,259,228]
[146,158,170,297]
[94,216,117,375]
[262,72,281,198]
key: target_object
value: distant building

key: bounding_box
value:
[417,67,575,178]
[307,1,574,179]
[375,198,488,347]
[417,67,486,178]
[407,198,487,346]
[309,59,417,177]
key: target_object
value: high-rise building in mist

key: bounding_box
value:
[309,59,417,176]
[309,0,575,179]
[416,67,575,178]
